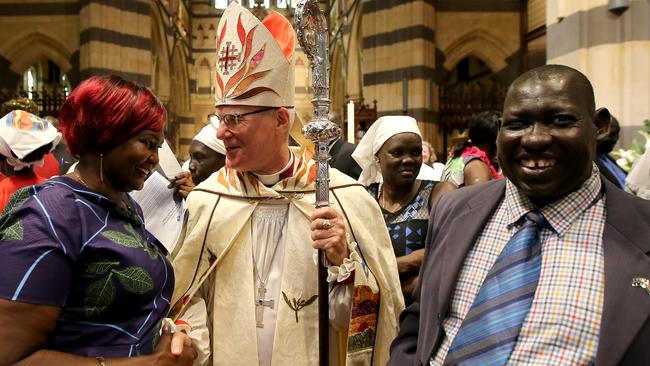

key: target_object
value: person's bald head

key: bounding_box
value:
[508,64,596,114]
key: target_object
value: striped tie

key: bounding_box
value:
[444,211,546,366]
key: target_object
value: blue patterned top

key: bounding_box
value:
[368,180,436,257]
[0,176,174,357]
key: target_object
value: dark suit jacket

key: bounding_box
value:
[389,178,650,366]
[329,138,361,180]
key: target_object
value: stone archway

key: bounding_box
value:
[0,32,74,115]
[2,32,72,76]
[442,29,511,74]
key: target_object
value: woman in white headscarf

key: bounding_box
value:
[352,116,455,304]
[169,123,226,199]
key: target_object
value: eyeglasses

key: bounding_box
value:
[208,107,277,131]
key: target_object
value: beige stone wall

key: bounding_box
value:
[359,1,521,157]
[294,49,313,125]
[185,12,230,159]
[361,0,436,145]
[528,0,546,31]
[0,13,78,76]
[547,0,650,148]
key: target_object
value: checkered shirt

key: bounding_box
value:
[432,166,606,365]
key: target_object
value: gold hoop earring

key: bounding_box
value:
[99,153,104,183]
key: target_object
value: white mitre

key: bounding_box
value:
[215,2,295,108]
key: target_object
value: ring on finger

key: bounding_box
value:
[321,218,332,230]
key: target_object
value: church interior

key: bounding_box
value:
[0,0,648,160]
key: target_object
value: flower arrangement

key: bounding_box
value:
[611,119,650,172]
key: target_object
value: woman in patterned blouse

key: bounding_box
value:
[353,116,455,304]
[0,76,195,366]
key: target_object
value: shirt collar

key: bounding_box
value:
[254,152,295,186]
[504,163,603,235]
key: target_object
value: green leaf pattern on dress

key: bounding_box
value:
[124,223,158,260]
[0,187,33,241]
[101,229,142,248]
[83,224,157,317]
[85,273,116,317]
[0,216,23,241]
[113,266,154,294]
[81,260,120,278]
[1,187,32,217]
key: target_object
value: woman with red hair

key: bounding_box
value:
[0,76,195,365]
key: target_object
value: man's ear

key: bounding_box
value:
[594,107,611,143]
[276,107,291,131]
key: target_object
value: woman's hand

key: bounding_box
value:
[401,275,419,304]
[310,206,349,266]
[168,172,195,201]
[396,249,425,276]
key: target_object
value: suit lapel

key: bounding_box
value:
[437,180,506,316]
[597,182,650,365]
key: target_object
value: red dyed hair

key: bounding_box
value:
[59,75,166,156]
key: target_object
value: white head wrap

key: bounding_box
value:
[0,110,62,171]
[352,115,421,185]
[192,124,226,155]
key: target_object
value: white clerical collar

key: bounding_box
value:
[254,152,294,186]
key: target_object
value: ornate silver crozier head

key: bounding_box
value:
[295,0,340,148]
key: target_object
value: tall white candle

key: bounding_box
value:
[347,101,355,143]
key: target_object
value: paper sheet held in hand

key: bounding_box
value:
[130,171,185,253]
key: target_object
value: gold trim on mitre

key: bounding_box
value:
[215,2,294,108]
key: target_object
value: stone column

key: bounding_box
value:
[547,0,650,147]
[361,0,437,139]
[78,0,153,86]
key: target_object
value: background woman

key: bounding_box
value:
[0,76,194,366]
[442,110,503,187]
[0,110,61,209]
[353,116,455,304]
[422,140,444,181]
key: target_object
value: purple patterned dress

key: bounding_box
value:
[0,176,174,357]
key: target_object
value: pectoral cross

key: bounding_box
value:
[255,285,274,328]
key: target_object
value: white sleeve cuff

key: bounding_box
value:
[326,241,361,283]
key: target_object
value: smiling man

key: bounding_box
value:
[389,64,650,366]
